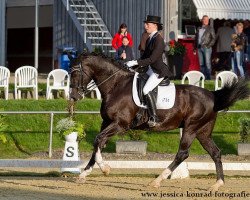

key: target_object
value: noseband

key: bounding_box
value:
[70,62,91,97]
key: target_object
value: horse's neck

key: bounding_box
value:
[91,62,132,98]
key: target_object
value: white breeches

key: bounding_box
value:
[143,67,164,95]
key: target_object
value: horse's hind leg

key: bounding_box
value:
[150,127,197,188]
[196,128,224,191]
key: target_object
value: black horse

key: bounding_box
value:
[69,52,250,191]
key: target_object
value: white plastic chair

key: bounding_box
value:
[87,80,101,100]
[0,66,10,100]
[15,66,38,100]
[46,69,70,99]
[181,71,205,88]
[215,71,238,91]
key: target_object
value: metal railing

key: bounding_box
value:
[0,110,249,158]
[0,111,99,158]
[68,0,113,53]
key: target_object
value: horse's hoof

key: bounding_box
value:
[148,179,161,188]
[75,176,86,184]
[208,180,224,192]
[102,164,111,176]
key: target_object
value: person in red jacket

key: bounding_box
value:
[112,23,133,51]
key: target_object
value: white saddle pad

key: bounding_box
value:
[132,72,176,109]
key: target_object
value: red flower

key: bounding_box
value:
[169,40,175,47]
[168,40,186,56]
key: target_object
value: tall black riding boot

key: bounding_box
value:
[145,92,159,127]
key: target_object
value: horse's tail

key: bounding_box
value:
[212,78,250,112]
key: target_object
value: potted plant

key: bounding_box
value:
[56,117,86,142]
[237,117,250,156]
[167,39,186,79]
[116,130,147,155]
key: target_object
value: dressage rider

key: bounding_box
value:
[126,15,172,127]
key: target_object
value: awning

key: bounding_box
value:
[192,0,250,20]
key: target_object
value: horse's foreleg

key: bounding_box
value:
[78,122,123,181]
[78,151,96,182]
[150,130,196,188]
[95,120,112,175]
[79,121,111,180]
[95,147,111,175]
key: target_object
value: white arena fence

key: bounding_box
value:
[0,110,249,158]
[0,110,249,173]
[0,111,99,158]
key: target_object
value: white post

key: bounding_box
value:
[66,0,69,11]
[49,112,54,158]
[34,0,39,69]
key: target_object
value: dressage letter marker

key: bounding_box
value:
[61,136,81,173]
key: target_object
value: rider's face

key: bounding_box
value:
[144,22,158,34]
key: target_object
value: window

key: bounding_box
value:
[178,0,199,34]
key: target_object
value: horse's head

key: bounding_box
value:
[69,52,130,102]
[69,59,93,101]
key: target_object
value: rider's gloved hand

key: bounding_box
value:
[125,60,138,68]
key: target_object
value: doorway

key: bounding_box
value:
[6,5,53,73]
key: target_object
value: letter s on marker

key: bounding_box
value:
[66,146,75,157]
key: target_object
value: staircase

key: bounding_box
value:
[69,0,113,54]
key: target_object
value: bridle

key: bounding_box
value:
[70,62,124,97]
[70,62,88,97]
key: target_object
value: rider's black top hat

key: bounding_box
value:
[144,15,163,30]
[144,15,163,25]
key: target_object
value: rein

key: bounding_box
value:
[70,62,124,96]
[68,62,125,117]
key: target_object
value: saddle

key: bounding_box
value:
[136,72,170,105]
[131,72,175,128]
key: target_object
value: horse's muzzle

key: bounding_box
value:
[70,94,84,101]
[69,84,86,101]
[70,90,83,102]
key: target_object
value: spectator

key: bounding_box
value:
[138,30,149,57]
[117,36,134,63]
[231,23,247,77]
[194,15,216,80]
[216,21,235,71]
[243,20,250,63]
[112,23,133,59]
